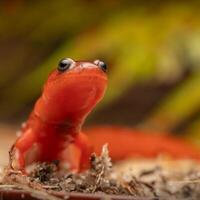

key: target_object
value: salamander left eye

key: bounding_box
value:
[94,60,107,72]
[58,58,74,72]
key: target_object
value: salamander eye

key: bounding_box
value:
[94,60,107,72]
[58,58,74,72]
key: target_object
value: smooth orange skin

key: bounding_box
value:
[85,126,200,161]
[10,60,200,173]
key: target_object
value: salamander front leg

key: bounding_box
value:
[10,129,41,172]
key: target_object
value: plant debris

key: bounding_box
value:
[1,145,200,199]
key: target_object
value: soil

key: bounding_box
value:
[1,145,200,200]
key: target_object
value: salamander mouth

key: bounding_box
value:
[64,66,107,82]
[62,74,107,90]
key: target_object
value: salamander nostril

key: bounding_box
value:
[94,60,107,72]
[58,58,74,72]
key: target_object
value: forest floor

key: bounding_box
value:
[1,125,200,199]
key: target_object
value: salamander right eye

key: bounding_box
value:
[94,60,107,72]
[58,58,74,72]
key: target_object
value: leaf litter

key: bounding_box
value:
[1,144,200,199]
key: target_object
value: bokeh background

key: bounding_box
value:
[1,0,200,160]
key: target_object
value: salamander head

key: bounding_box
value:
[34,58,108,126]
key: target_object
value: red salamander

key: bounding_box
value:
[9,58,200,172]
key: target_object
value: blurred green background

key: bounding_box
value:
[1,0,200,145]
